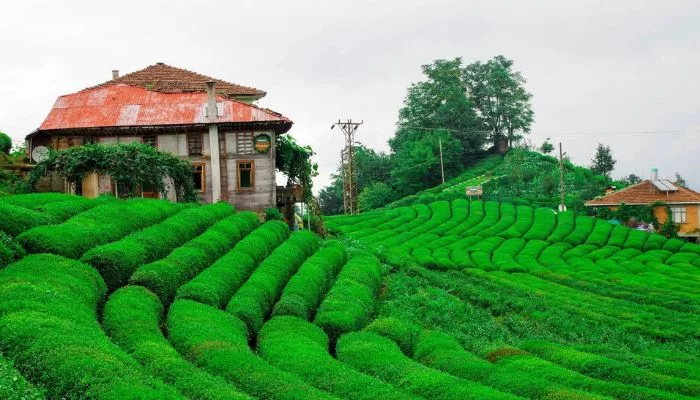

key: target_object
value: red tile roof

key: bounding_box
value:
[586,180,700,206]
[84,62,266,99]
[38,84,291,132]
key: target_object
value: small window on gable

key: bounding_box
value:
[670,207,687,223]
[237,160,254,190]
[237,132,254,154]
[188,133,203,156]
[142,135,157,148]
[192,163,205,192]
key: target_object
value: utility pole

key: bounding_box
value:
[331,119,363,215]
[439,138,445,184]
[558,142,566,212]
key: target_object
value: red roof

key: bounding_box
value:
[586,180,700,206]
[84,62,265,99]
[38,84,291,132]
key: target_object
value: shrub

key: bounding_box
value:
[176,220,290,308]
[0,231,24,268]
[584,219,614,246]
[522,208,557,240]
[226,231,321,335]
[0,202,55,237]
[336,332,517,400]
[499,205,534,239]
[0,192,83,208]
[0,254,182,399]
[272,240,347,320]
[564,216,596,245]
[314,251,382,341]
[0,132,11,154]
[167,299,333,399]
[623,229,649,250]
[415,200,451,233]
[446,200,485,235]
[606,225,630,247]
[430,199,469,235]
[365,317,420,356]
[264,207,284,221]
[81,202,234,290]
[130,212,259,304]
[464,201,500,236]
[102,286,251,400]
[546,211,575,242]
[18,198,180,259]
[480,203,516,237]
[0,354,44,400]
[258,316,413,400]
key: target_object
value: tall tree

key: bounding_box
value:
[674,172,687,187]
[591,143,617,185]
[463,55,534,150]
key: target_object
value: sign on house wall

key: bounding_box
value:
[254,134,271,153]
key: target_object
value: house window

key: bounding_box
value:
[192,163,205,192]
[237,132,254,154]
[670,207,687,223]
[188,133,203,156]
[84,136,98,145]
[237,160,254,190]
[142,135,157,148]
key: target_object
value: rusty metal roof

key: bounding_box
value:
[84,62,266,99]
[38,84,291,132]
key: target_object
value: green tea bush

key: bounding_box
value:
[167,299,333,399]
[0,232,24,269]
[445,200,484,235]
[272,241,347,320]
[643,233,667,251]
[130,212,260,304]
[176,220,290,308]
[479,203,516,237]
[81,202,234,290]
[18,198,179,258]
[430,199,469,235]
[314,251,382,340]
[584,220,614,246]
[665,252,698,266]
[464,201,500,236]
[522,208,557,240]
[606,225,630,247]
[499,205,534,239]
[623,230,649,250]
[0,254,182,399]
[586,245,621,260]
[539,242,573,270]
[521,341,700,396]
[546,211,575,242]
[0,192,80,207]
[102,286,251,400]
[492,238,527,273]
[226,231,320,335]
[0,354,44,400]
[662,238,685,252]
[0,203,55,237]
[258,316,414,400]
[32,196,107,221]
[415,200,451,233]
[564,216,596,245]
[336,332,518,400]
[365,317,420,356]
[680,243,700,255]
[562,244,599,260]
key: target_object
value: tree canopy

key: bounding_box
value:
[590,143,617,185]
[275,135,318,201]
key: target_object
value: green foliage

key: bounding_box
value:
[102,286,252,400]
[0,354,44,400]
[0,254,183,399]
[81,202,234,290]
[176,220,290,308]
[226,231,321,335]
[264,206,283,221]
[167,299,334,399]
[130,211,259,304]
[0,202,55,237]
[272,240,347,320]
[0,232,24,268]
[539,138,554,154]
[29,143,197,201]
[0,132,11,155]
[275,135,318,199]
[660,206,679,238]
[674,172,687,187]
[18,198,180,259]
[258,316,415,400]
[358,182,398,211]
[590,143,617,185]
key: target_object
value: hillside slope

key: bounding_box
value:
[0,193,698,399]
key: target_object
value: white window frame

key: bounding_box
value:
[670,207,687,223]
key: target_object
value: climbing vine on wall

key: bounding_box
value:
[594,202,659,228]
[29,143,197,202]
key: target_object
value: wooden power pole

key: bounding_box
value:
[331,119,363,215]
[559,142,566,212]
[439,138,445,184]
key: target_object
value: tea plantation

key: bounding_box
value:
[1,193,698,399]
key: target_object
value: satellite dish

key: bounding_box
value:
[31,146,49,162]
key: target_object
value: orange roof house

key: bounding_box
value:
[26,63,291,210]
[586,174,700,239]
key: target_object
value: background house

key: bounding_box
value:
[26,63,292,211]
[586,170,700,241]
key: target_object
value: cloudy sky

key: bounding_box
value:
[2,0,699,190]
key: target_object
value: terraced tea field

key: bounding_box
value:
[0,193,698,399]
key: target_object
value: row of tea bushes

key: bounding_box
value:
[272,241,347,320]
[130,211,260,304]
[0,203,55,237]
[314,251,382,341]
[167,299,334,400]
[102,286,251,400]
[226,231,321,335]
[17,198,181,258]
[0,254,183,399]
[81,202,234,290]
[176,220,290,308]
[258,316,414,400]
[0,232,24,269]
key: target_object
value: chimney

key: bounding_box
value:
[112,70,119,80]
[651,168,658,181]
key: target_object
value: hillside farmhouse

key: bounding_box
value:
[586,171,700,240]
[26,63,292,211]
